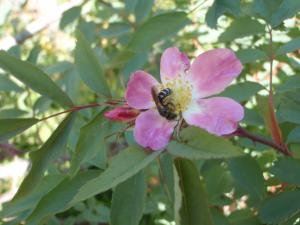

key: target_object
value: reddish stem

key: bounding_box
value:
[233,126,292,157]
[39,100,123,121]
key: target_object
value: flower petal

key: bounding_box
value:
[188,48,243,98]
[134,109,177,150]
[183,97,244,136]
[160,47,190,83]
[125,71,159,109]
[104,105,140,122]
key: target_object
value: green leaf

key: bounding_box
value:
[70,110,109,176]
[271,0,300,28]
[134,0,154,23]
[26,44,41,64]
[11,113,76,203]
[277,75,300,93]
[26,170,101,225]
[202,163,233,205]
[99,22,132,37]
[124,0,139,14]
[0,174,64,218]
[252,0,281,21]
[205,0,241,29]
[243,108,264,126]
[71,147,160,203]
[276,37,300,56]
[219,17,265,42]
[0,108,28,119]
[59,6,81,29]
[259,190,300,224]
[279,90,300,124]
[168,127,243,159]
[287,126,300,143]
[253,0,300,28]
[0,118,39,141]
[229,209,260,225]
[211,208,231,225]
[128,12,190,52]
[269,158,300,185]
[75,32,111,97]
[121,52,148,83]
[158,153,175,203]
[219,81,264,102]
[174,158,214,225]
[228,155,265,201]
[236,49,267,64]
[0,50,73,108]
[0,74,23,92]
[111,171,146,225]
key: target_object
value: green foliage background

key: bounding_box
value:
[0,0,300,224]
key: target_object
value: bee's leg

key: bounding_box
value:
[175,116,184,142]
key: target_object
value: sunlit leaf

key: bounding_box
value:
[70,110,109,176]
[0,174,64,218]
[0,51,74,108]
[0,118,39,141]
[236,49,267,64]
[128,12,190,52]
[99,22,132,37]
[72,147,160,202]
[26,170,101,225]
[276,37,300,56]
[219,81,264,102]
[134,0,154,23]
[168,127,243,159]
[0,74,23,92]
[219,17,265,42]
[59,6,81,29]
[75,32,111,97]
[11,113,76,203]
[205,0,240,29]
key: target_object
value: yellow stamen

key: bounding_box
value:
[161,76,192,114]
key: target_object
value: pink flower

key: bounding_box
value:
[104,104,139,122]
[125,47,244,150]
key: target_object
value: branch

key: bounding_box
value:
[0,0,85,50]
[39,100,123,121]
[233,126,293,157]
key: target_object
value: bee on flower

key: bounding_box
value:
[105,47,244,150]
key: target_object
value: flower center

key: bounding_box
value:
[160,77,192,115]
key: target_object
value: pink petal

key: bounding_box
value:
[188,48,243,98]
[134,109,177,150]
[160,47,190,83]
[125,71,159,109]
[183,97,244,136]
[104,105,140,122]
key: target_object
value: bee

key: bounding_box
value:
[151,87,177,120]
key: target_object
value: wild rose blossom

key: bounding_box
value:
[104,104,139,122]
[107,47,244,150]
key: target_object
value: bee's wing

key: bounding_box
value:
[151,86,162,107]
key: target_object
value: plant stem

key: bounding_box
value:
[233,126,293,157]
[39,100,122,121]
[266,25,285,146]
[267,25,274,96]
